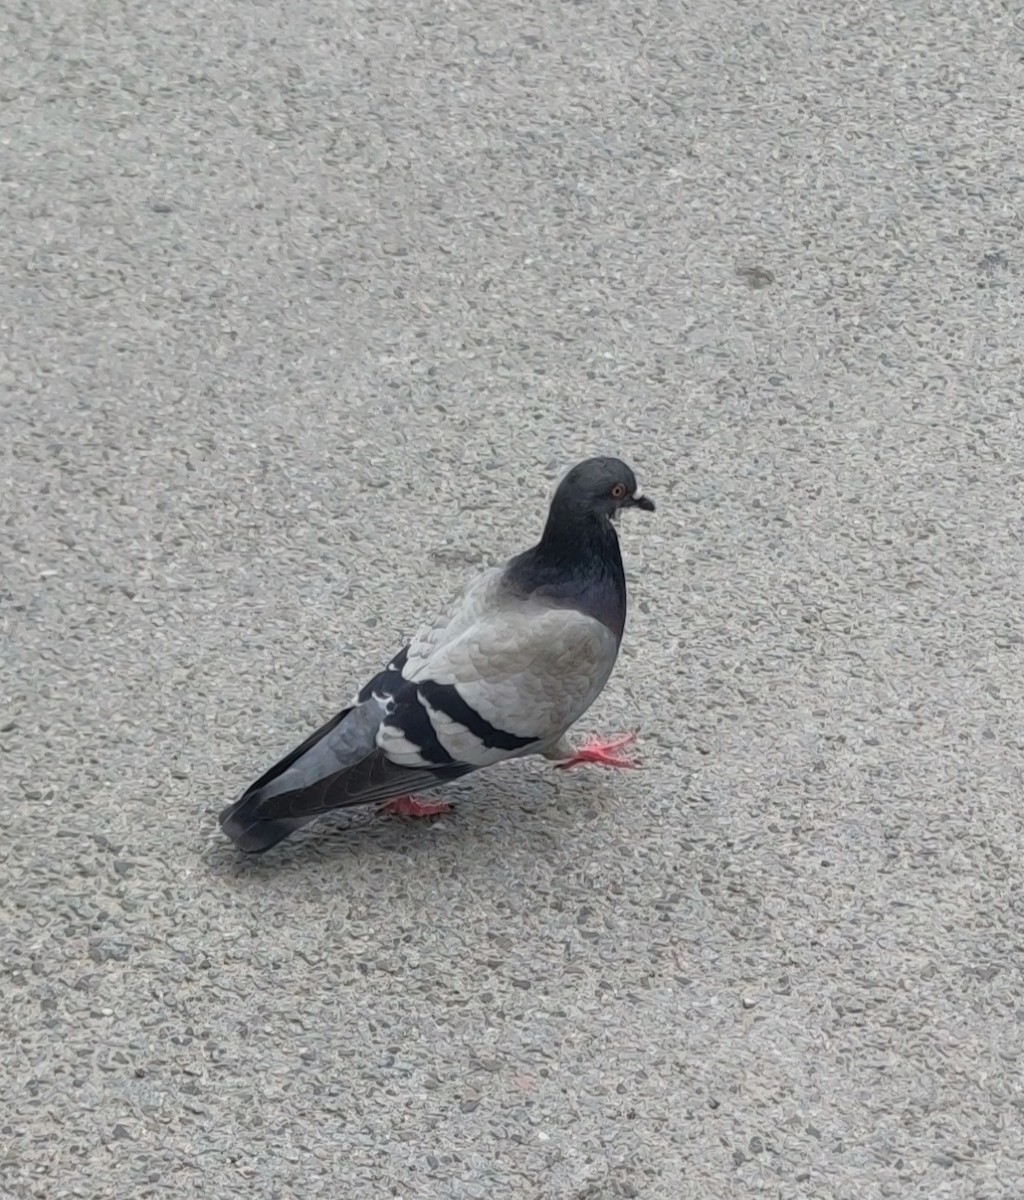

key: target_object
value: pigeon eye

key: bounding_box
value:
[610,484,626,499]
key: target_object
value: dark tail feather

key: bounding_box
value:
[218,706,357,853]
[218,752,476,853]
[218,790,317,854]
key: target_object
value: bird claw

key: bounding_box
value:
[381,794,453,818]
[554,731,639,770]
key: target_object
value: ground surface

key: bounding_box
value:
[3,1,1024,1196]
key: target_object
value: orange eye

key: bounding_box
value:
[610,483,626,499]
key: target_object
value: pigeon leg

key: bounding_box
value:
[381,794,454,817]
[554,731,638,770]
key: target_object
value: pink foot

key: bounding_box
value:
[555,732,638,770]
[381,794,453,818]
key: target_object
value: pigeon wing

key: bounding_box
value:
[380,591,621,770]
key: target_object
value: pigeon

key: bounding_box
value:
[219,456,655,852]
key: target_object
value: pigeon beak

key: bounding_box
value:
[632,489,656,513]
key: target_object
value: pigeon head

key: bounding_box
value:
[553,457,656,522]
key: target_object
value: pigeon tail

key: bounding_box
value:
[218,791,318,853]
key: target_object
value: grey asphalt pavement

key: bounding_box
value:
[4,0,1024,1196]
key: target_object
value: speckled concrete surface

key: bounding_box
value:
[4,0,1024,1196]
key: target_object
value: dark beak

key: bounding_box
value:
[633,493,655,512]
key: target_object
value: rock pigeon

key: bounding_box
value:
[219,456,655,852]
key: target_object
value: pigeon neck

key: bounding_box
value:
[536,500,617,568]
[507,499,627,639]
